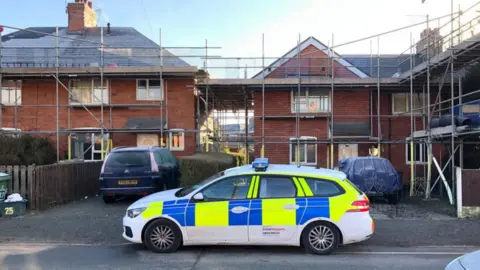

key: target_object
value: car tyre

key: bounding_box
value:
[387,191,400,205]
[144,219,182,253]
[102,195,115,204]
[302,221,340,255]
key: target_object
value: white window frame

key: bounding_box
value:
[136,79,164,101]
[0,127,21,138]
[169,129,185,151]
[69,79,109,105]
[291,88,330,113]
[392,93,427,115]
[405,140,427,164]
[289,136,317,166]
[1,80,22,105]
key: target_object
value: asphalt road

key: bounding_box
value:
[0,244,474,270]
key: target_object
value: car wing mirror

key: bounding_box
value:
[193,192,204,201]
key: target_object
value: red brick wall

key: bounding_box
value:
[253,88,370,167]
[371,91,445,184]
[254,87,444,185]
[1,77,196,158]
[265,45,359,79]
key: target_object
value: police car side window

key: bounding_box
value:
[200,176,252,202]
[258,176,296,198]
[305,178,345,197]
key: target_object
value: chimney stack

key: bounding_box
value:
[67,0,97,32]
[107,22,111,34]
[416,28,443,60]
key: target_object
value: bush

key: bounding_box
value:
[0,135,57,165]
[179,152,237,187]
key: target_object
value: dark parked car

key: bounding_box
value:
[336,157,402,204]
[99,146,180,204]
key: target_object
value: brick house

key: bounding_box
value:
[0,0,198,160]
[251,36,443,184]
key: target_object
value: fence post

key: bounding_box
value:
[20,165,26,199]
[13,165,19,193]
[28,165,35,209]
[456,166,463,218]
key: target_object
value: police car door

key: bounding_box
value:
[248,175,306,243]
[185,175,253,244]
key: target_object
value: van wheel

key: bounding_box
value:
[102,195,115,204]
[144,219,182,253]
[302,221,339,255]
[387,191,399,205]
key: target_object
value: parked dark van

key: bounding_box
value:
[99,146,180,203]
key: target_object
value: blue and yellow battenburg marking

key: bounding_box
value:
[140,173,354,226]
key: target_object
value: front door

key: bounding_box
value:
[248,175,305,243]
[338,144,358,161]
[185,175,254,244]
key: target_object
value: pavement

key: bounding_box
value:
[0,244,474,269]
[0,196,479,247]
[0,196,478,269]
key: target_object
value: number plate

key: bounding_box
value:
[118,180,138,185]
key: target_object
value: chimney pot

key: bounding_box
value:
[88,1,92,9]
[107,22,111,34]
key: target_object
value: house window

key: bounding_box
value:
[290,137,317,165]
[1,80,22,105]
[291,89,329,113]
[392,93,427,114]
[69,79,109,105]
[137,79,163,101]
[405,141,427,164]
[169,129,184,151]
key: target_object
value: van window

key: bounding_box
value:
[158,150,171,164]
[106,151,151,167]
[153,151,164,165]
[159,149,176,164]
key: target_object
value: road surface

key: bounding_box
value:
[0,243,474,270]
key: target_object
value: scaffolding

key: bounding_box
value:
[0,24,220,162]
[195,1,480,204]
[1,1,480,204]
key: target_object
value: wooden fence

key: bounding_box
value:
[0,161,103,210]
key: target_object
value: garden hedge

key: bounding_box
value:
[179,152,237,187]
[0,135,57,165]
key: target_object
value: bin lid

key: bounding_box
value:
[0,172,11,180]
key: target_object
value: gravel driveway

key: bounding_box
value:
[0,196,478,247]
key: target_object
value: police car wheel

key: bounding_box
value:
[302,221,339,255]
[144,219,182,253]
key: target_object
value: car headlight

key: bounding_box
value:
[127,207,146,218]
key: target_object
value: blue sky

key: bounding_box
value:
[1,0,475,79]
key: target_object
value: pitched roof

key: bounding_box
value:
[343,54,423,78]
[252,36,370,79]
[1,27,189,68]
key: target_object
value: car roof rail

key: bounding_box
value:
[111,146,128,151]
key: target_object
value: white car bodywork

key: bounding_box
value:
[122,165,373,247]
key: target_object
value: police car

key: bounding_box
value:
[122,158,374,255]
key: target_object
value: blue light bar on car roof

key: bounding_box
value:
[252,158,269,171]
